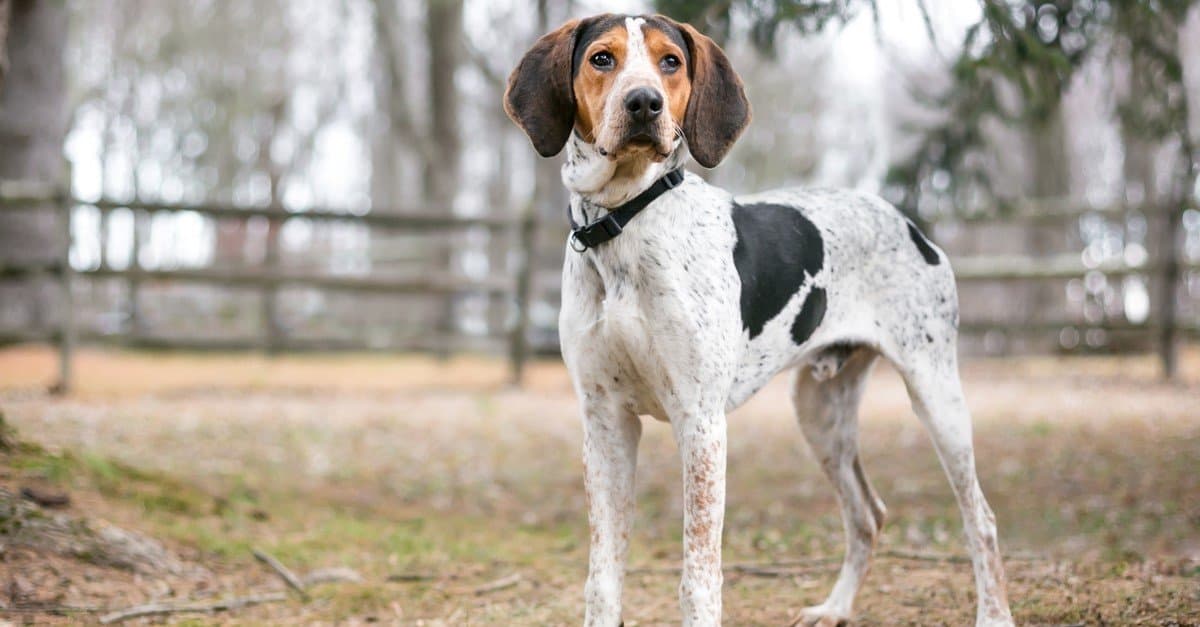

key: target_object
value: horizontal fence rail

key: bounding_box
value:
[84,199,518,230]
[0,181,1196,391]
[0,182,539,390]
[82,266,514,295]
[946,197,1177,223]
[952,255,1200,281]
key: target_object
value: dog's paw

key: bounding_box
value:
[789,605,850,627]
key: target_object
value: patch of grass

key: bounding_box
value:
[0,410,18,452]
[11,447,75,483]
[1014,594,1090,624]
[165,517,256,558]
[1026,418,1054,437]
[9,446,213,517]
[313,583,397,619]
[172,620,215,627]
[252,512,412,568]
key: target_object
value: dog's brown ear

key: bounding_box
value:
[672,20,750,168]
[504,19,586,158]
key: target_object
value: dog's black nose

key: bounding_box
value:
[624,87,663,124]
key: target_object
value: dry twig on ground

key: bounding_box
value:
[467,572,522,595]
[97,592,287,624]
[301,566,364,586]
[252,547,310,600]
[387,572,439,582]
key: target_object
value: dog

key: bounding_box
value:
[504,14,1014,627]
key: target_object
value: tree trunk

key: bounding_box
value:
[1023,108,1069,351]
[528,0,570,352]
[0,0,68,333]
[1150,10,1199,379]
[1122,126,1163,332]
[257,99,287,353]
[369,0,405,212]
[485,110,512,336]
[425,0,463,351]
[370,0,441,344]
[424,0,462,215]
[1114,11,1179,370]
[0,0,11,89]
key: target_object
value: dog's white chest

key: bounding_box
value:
[559,181,745,419]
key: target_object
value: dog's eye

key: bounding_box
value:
[660,54,682,73]
[590,51,615,69]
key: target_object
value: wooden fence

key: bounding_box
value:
[0,179,1195,393]
[0,180,537,391]
[936,198,1199,372]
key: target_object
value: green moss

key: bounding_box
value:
[0,410,18,452]
[10,447,213,517]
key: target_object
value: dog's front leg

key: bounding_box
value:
[672,410,727,626]
[582,400,642,627]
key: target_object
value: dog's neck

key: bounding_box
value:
[562,133,687,224]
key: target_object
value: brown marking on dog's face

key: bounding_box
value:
[572,27,628,145]
[645,26,692,129]
[571,17,691,161]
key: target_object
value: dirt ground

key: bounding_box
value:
[0,345,1198,625]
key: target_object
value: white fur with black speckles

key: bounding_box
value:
[557,74,1012,627]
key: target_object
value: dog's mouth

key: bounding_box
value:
[602,129,673,161]
[627,131,656,145]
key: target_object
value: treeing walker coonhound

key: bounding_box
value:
[504,13,1014,627]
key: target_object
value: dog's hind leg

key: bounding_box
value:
[791,347,884,627]
[891,343,1013,627]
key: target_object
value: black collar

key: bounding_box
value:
[568,168,685,252]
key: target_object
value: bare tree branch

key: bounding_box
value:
[464,38,503,88]
[915,0,942,58]
[370,0,436,164]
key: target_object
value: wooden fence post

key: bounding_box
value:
[509,205,537,386]
[53,185,74,395]
[128,209,143,338]
[260,217,281,354]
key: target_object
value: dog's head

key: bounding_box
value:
[504,14,750,169]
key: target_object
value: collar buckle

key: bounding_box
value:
[565,168,684,253]
[568,231,587,253]
[569,214,622,253]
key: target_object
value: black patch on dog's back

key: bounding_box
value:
[906,222,941,265]
[790,286,826,344]
[731,202,824,339]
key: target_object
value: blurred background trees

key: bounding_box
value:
[657,0,1199,368]
[0,0,1197,365]
[0,0,67,336]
